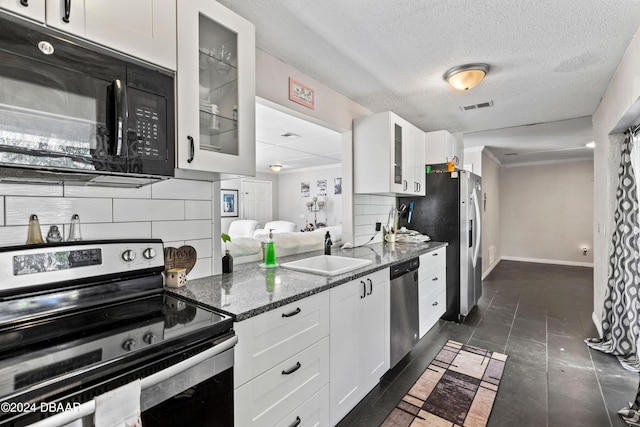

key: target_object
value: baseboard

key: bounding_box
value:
[500,256,593,268]
[481,257,501,280]
[592,311,603,338]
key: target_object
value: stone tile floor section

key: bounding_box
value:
[337,261,638,427]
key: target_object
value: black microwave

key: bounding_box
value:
[0,14,175,186]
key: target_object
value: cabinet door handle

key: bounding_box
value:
[432,301,439,306]
[432,277,438,281]
[282,361,301,375]
[282,307,301,318]
[63,0,71,23]
[187,135,195,163]
[432,252,438,256]
[360,281,366,298]
[367,278,373,295]
[288,416,301,427]
[403,180,408,191]
[19,0,28,6]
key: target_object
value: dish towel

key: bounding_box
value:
[94,380,143,427]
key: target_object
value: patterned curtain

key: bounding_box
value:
[586,129,640,426]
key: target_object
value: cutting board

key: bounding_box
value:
[164,245,197,275]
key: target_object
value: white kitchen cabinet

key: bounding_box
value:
[275,384,329,427]
[424,130,463,167]
[354,111,425,196]
[2,0,176,70]
[418,247,446,337]
[330,268,389,425]
[235,337,330,427]
[0,0,44,22]
[176,0,256,177]
[234,291,330,427]
[83,0,176,70]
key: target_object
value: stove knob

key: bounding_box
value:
[122,338,136,351]
[143,248,156,260]
[143,333,156,345]
[122,249,136,262]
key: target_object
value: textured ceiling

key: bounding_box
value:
[219,0,640,164]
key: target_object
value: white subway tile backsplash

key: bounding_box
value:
[354,214,371,226]
[113,199,185,222]
[185,201,212,220]
[0,226,28,246]
[74,222,152,240]
[188,257,212,280]
[187,238,213,258]
[64,184,151,199]
[370,195,394,205]
[151,179,212,200]
[0,183,63,197]
[5,197,112,225]
[152,220,212,242]
[353,194,371,205]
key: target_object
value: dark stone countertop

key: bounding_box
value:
[165,241,447,321]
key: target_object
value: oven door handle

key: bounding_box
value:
[29,335,238,427]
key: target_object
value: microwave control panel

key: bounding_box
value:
[135,106,160,158]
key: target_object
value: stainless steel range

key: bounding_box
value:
[0,239,236,427]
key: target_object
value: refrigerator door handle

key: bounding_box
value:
[472,187,482,268]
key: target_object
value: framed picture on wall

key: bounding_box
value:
[221,189,238,217]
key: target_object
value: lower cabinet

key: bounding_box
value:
[329,269,389,425]
[234,337,330,426]
[418,247,447,337]
[234,292,330,426]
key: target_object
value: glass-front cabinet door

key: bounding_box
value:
[176,0,255,176]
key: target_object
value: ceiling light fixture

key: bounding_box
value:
[444,63,490,91]
[269,164,283,172]
[586,141,595,148]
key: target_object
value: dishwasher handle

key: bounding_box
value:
[390,258,420,280]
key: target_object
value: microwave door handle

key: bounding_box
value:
[113,79,128,156]
[62,0,71,23]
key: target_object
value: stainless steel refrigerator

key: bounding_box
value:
[398,169,482,322]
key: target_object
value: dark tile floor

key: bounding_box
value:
[337,260,639,427]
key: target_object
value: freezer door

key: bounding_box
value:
[459,171,482,317]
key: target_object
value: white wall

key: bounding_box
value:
[219,172,279,234]
[481,151,501,278]
[0,179,216,279]
[500,159,594,266]
[592,25,640,334]
[278,165,342,230]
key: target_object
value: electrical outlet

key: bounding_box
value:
[582,247,588,256]
[375,222,381,231]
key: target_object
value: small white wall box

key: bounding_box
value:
[166,268,187,288]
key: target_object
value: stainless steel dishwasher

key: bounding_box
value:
[390,257,420,368]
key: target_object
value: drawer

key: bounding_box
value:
[234,291,330,387]
[234,337,330,427]
[419,267,446,296]
[275,384,329,427]
[419,288,446,338]
[419,247,446,274]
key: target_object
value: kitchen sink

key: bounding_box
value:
[280,255,373,276]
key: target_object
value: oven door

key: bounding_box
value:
[26,334,237,427]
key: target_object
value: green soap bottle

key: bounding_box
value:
[264,229,277,267]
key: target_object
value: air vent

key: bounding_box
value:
[504,152,519,156]
[459,100,494,112]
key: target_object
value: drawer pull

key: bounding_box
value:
[361,280,366,299]
[432,301,439,306]
[282,307,301,318]
[432,252,439,256]
[282,361,301,375]
[432,277,439,281]
[289,416,301,427]
[367,278,373,295]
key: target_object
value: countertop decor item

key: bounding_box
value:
[221,233,233,274]
[164,246,197,275]
[67,213,82,241]
[26,214,44,244]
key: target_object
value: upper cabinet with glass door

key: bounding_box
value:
[176,0,256,177]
